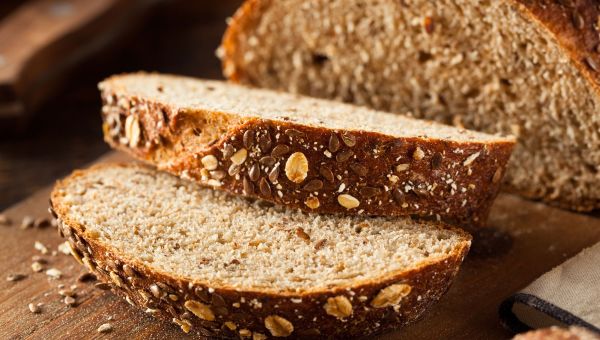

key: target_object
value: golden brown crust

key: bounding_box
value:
[503,0,600,211]
[220,0,600,212]
[49,163,471,339]
[99,80,514,228]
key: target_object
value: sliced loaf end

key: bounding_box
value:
[99,73,514,226]
[50,163,471,338]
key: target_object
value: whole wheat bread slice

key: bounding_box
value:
[220,0,600,211]
[99,73,514,226]
[49,163,471,338]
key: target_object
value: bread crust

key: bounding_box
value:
[49,163,471,339]
[99,75,514,227]
[220,0,600,212]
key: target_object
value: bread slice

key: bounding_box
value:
[513,326,600,340]
[49,163,471,338]
[99,73,514,226]
[220,0,600,211]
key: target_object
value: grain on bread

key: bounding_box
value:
[49,163,471,338]
[99,73,514,227]
[220,0,600,211]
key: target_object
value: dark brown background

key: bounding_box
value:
[0,0,243,210]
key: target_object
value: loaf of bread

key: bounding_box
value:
[49,163,471,338]
[99,73,514,226]
[220,0,600,211]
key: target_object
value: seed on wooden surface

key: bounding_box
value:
[46,268,62,279]
[77,272,97,282]
[34,218,50,228]
[7,274,26,282]
[28,303,41,314]
[21,216,34,229]
[31,262,44,273]
[0,214,12,226]
[97,323,113,333]
[64,296,76,306]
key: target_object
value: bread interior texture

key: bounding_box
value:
[56,165,468,293]
[225,0,600,209]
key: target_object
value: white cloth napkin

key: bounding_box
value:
[499,242,600,334]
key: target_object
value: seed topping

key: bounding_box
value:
[201,155,218,170]
[413,147,425,160]
[285,152,309,183]
[371,283,412,308]
[230,148,248,165]
[463,152,480,166]
[304,197,320,209]
[124,115,141,148]
[271,144,291,158]
[264,315,294,337]
[341,133,356,147]
[328,134,340,153]
[185,300,215,321]
[338,194,360,209]
[324,295,353,319]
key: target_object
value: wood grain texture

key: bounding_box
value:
[0,0,161,131]
[1,152,599,339]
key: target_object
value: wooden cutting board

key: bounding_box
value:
[1,152,599,339]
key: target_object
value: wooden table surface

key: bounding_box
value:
[0,0,242,211]
[1,152,599,339]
